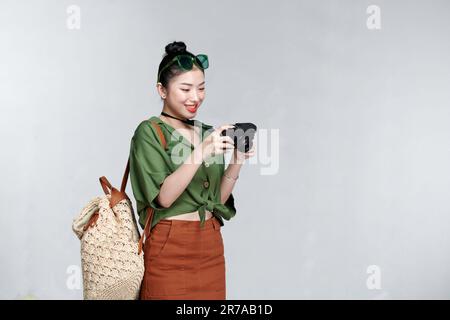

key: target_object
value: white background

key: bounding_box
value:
[1,0,450,299]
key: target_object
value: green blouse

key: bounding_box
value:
[129,116,236,230]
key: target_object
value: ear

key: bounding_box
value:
[156,82,168,99]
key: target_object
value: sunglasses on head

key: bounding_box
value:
[157,54,209,84]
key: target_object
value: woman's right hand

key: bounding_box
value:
[199,124,235,161]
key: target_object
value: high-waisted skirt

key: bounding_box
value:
[139,216,226,300]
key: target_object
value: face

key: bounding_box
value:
[158,66,206,119]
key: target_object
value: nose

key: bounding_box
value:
[189,90,201,103]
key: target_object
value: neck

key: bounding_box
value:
[160,109,194,128]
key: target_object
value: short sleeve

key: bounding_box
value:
[224,193,236,218]
[221,155,237,218]
[129,122,172,212]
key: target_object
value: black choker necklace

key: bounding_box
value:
[160,111,195,126]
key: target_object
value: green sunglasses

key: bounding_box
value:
[157,54,209,83]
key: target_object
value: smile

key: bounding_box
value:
[185,104,198,113]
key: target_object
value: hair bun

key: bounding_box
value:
[165,41,187,55]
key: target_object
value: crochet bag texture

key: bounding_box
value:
[72,121,165,300]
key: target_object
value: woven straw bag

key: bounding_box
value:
[72,121,166,300]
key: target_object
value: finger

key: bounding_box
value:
[218,141,234,149]
[215,124,235,134]
[217,137,234,145]
[219,136,235,145]
[223,143,235,150]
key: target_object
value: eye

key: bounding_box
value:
[199,88,205,91]
[181,89,189,92]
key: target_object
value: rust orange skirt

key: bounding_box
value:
[139,216,226,300]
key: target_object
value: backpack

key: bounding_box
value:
[72,120,166,299]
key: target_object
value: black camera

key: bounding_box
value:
[220,123,257,153]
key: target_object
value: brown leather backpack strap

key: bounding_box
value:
[120,120,166,193]
[136,120,166,255]
[98,176,121,215]
[150,120,167,149]
[138,207,154,255]
[120,159,130,193]
[99,176,113,195]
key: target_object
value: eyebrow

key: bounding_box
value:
[179,81,205,86]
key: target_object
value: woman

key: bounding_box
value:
[129,41,255,300]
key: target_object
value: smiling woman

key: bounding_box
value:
[128,40,255,300]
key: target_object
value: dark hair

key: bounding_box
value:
[157,41,204,88]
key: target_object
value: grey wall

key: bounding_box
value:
[1,0,450,299]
